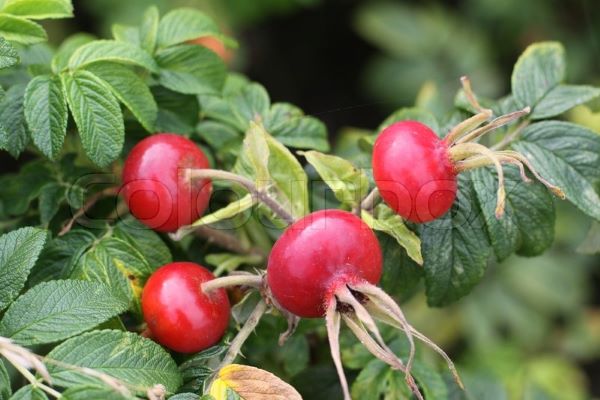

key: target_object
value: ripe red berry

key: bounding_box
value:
[142,262,230,353]
[372,121,457,223]
[189,36,233,63]
[267,209,382,318]
[121,133,212,232]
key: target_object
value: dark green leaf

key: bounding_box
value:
[265,103,329,151]
[0,280,129,345]
[0,83,29,158]
[113,216,172,269]
[0,160,54,216]
[472,167,554,261]
[156,8,221,49]
[46,330,182,394]
[24,74,68,159]
[421,174,491,306]
[68,40,158,72]
[61,70,124,167]
[85,62,157,132]
[0,359,10,400]
[153,86,199,134]
[512,121,600,220]
[51,33,95,73]
[0,227,47,311]
[61,386,133,400]
[156,44,226,95]
[1,0,73,19]
[531,84,600,119]
[8,385,47,400]
[511,42,565,108]
[377,232,423,304]
[170,395,201,400]
[0,14,45,44]
[0,36,18,68]
[378,107,440,135]
[38,182,65,225]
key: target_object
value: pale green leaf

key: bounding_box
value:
[1,0,73,19]
[0,280,129,345]
[140,6,159,53]
[68,40,158,72]
[8,385,47,400]
[111,24,139,46]
[229,83,270,128]
[0,14,45,44]
[51,33,95,73]
[0,36,18,68]
[24,74,68,159]
[156,8,220,49]
[192,194,255,227]
[61,70,124,167]
[61,386,134,400]
[0,227,47,311]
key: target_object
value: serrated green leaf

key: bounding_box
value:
[362,205,423,265]
[0,280,128,345]
[51,33,95,73]
[0,36,18,68]
[0,359,11,400]
[84,62,157,132]
[61,386,134,400]
[512,121,600,221]
[153,85,199,134]
[113,216,172,268]
[1,0,73,19]
[0,14,45,44]
[61,70,124,167]
[0,227,47,311]
[472,167,554,261]
[156,8,221,49]
[46,329,182,394]
[8,385,47,400]
[24,74,68,159]
[531,84,600,119]
[378,107,440,135]
[421,174,491,306]
[234,122,309,219]
[303,150,369,207]
[68,40,158,72]
[265,103,329,152]
[140,6,159,54]
[170,395,201,400]
[28,229,96,286]
[229,83,270,128]
[0,83,28,158]
[192,194,254,227]
[111,24,139,47]
[377,232,422,301]
[156,44,226,95]
[71,236,154,313]
[511,42,565,108]
[38,182,65,225]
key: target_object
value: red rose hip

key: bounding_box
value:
[142,262,230,353]
[121,133,212,232]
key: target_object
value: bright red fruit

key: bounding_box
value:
[189,36,233,63]
[121,133,212,232]
[142,262,230,353]
[267,209,382,318]
[372,120,457,223]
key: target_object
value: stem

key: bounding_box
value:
[460,76,486,113]
[217,300,268,369]
[59,186,120,236]
[454,107,530,145]
[188,169,295,224]
[201,274,263,294]
[2,352,62,398]
[360,188,380,212]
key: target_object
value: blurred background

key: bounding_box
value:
[18,0,600,398]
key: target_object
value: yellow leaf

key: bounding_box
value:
[210,364,302,400]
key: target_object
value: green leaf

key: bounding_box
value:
[229,83,270,128]
[61,70,124,167]
[0,280,128,345]
[156,44,226,95]
[191,194,254,227]
[170,395,201,400]
[0,36,18,68]
[68,40,158,72]
[511,42,565,108]
[24,74,68,159]
[205,252,262,276]
[421,174,491,306]
[378,107,440,135]
[71,237,154,313]
[28,229,96,286]
[0,227,47,311]
[113,216,172,268]
[111,24,139,47]
[46,329,182,394]
[377,232,422,301]
[153,86,199,134]
[234,122,309,219]
[472,167,554,261]
[512,121,600,221]
[0,14,45,44]
[0,359,11,400]
[0,160,53,215]
[61,386,133,400]
[8,385,48,400]
[84,62,157,132]
[0,83,28,158]
[156,8,221,49]
[38,182,65,225]
[140,6,159,54]
[531,84,600,119]
[362,205,423,265]
[577,221,600,254]
[51,33,95,73]
[1,0,73,19]
[265,103,329,151]
[303,150,369,207]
